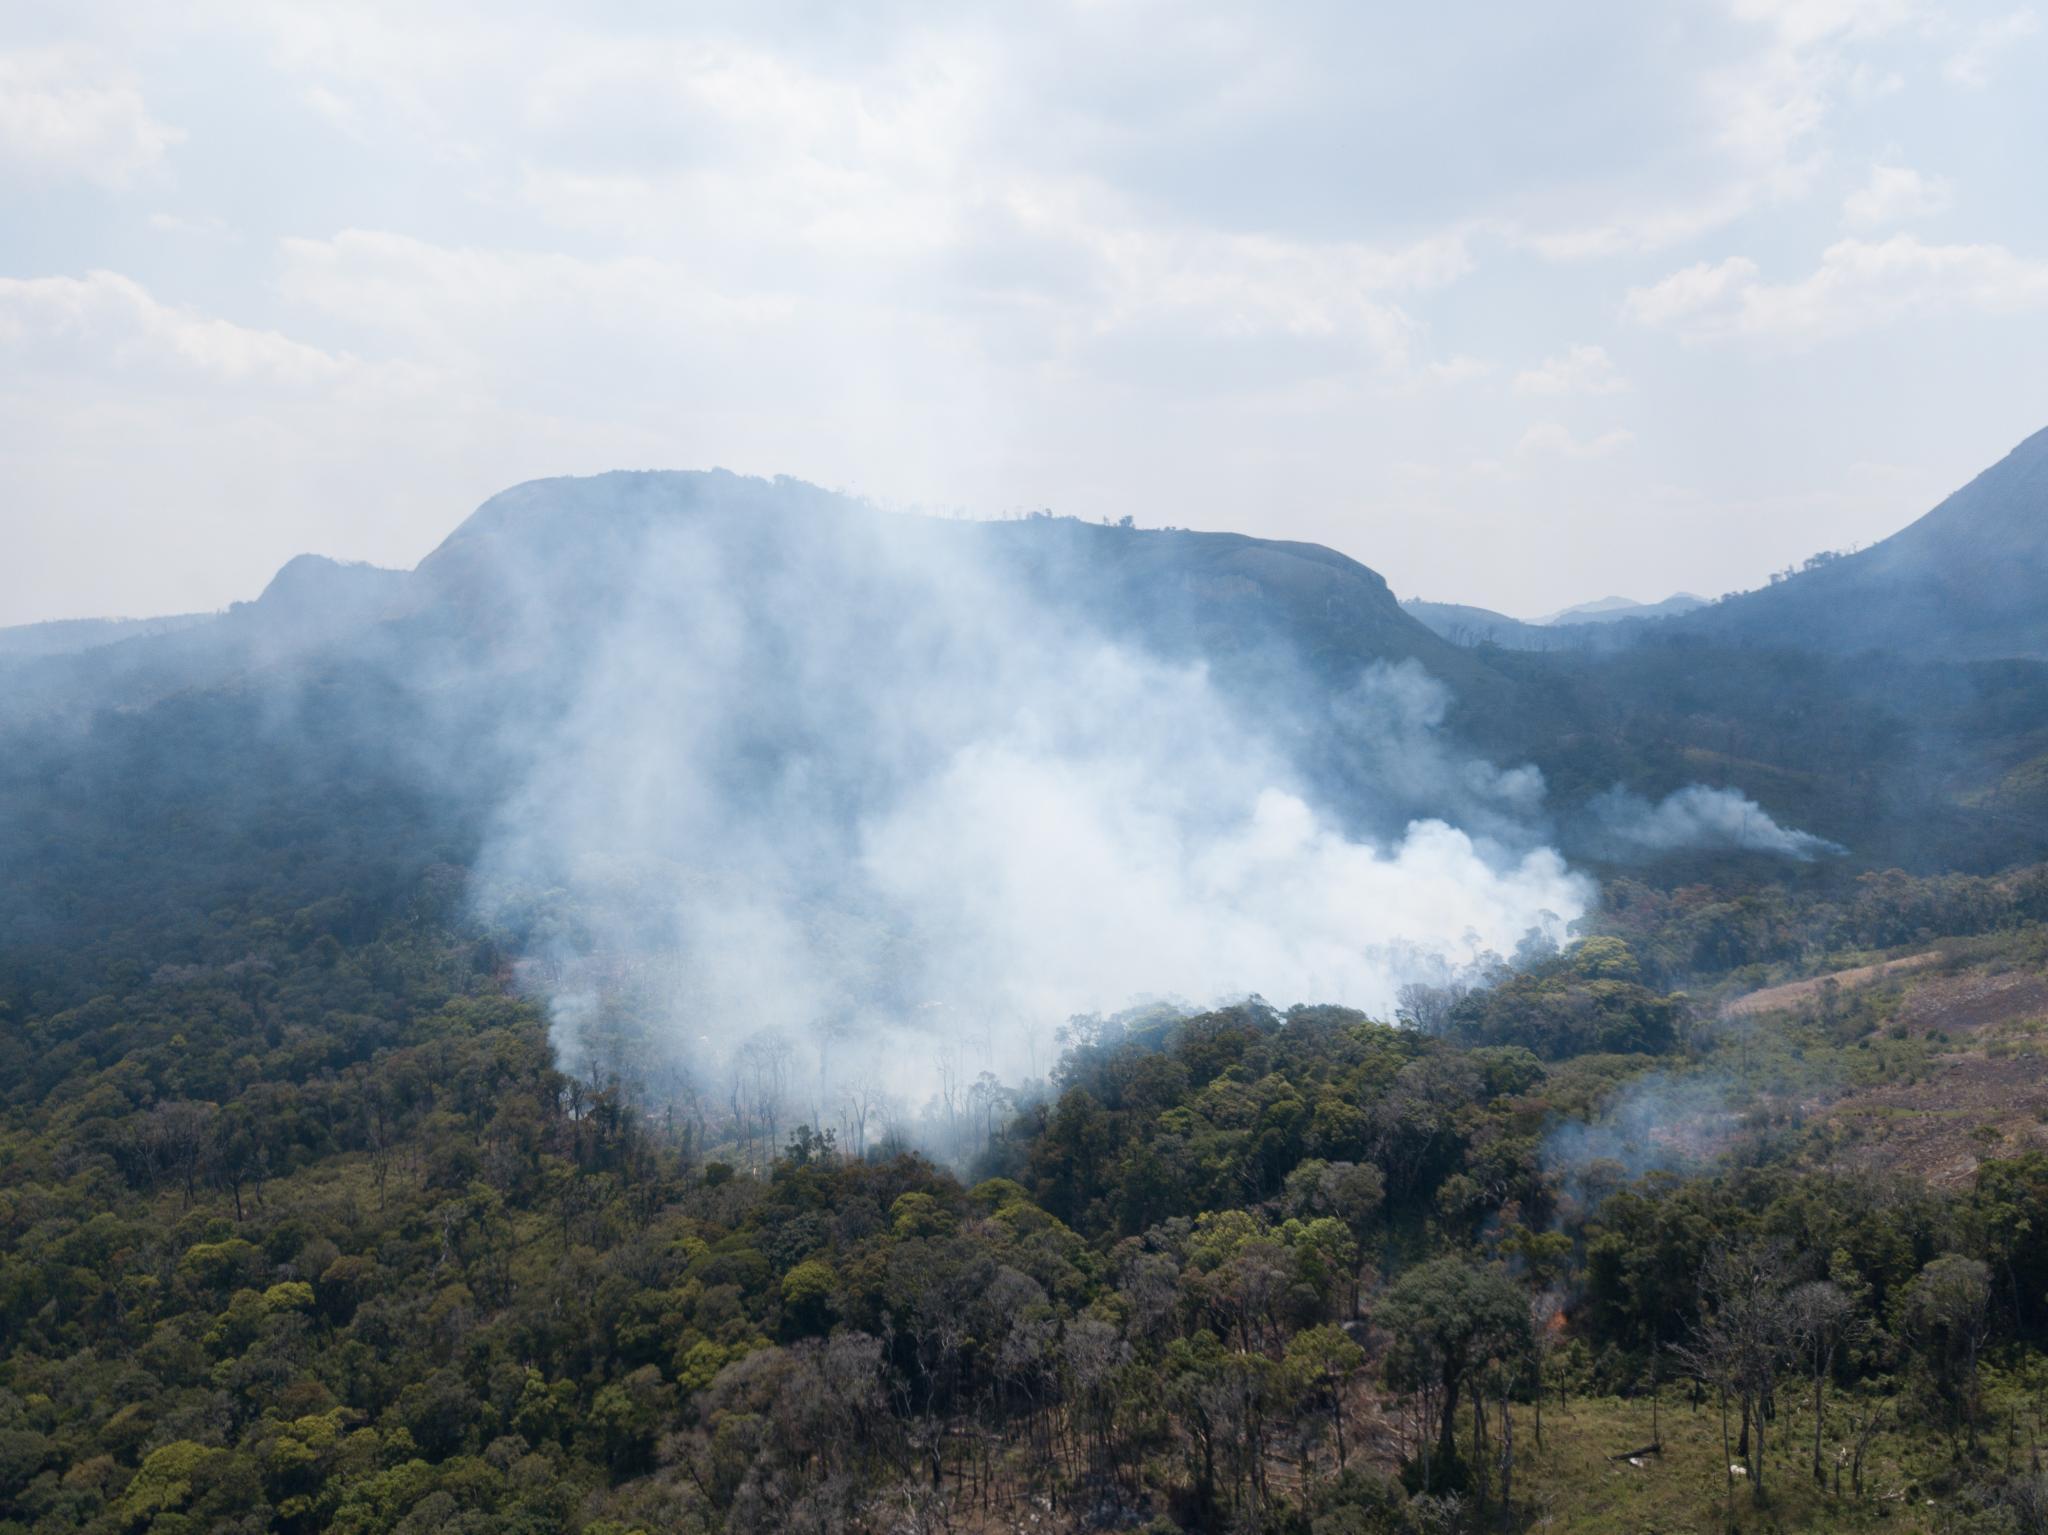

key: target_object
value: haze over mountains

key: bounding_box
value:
[1398,424,2048,662]
[1682,423,2048,659]
[12,421,2044,674]
[1401,590,1707,650]
[14,457,2047,1535]
[3,474,1481,713]
[0,612,213,660]
[1401,601,1558,651]
[1535,593,1707,626]
[1,471,1601,1086]
[5,420,2047,963]
[11,449,1989,1095]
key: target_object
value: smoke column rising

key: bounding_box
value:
[461,476,1591,1093]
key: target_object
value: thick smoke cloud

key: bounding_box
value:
[1589,783,1844,861]
[463,480,1591,1094]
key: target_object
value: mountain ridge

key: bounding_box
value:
[1676,423,2048,658]
[1,471,1520,746]
[413,468,1505,698]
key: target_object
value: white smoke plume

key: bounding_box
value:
[1542,1070,1737,1217]
[1589,783,1844,861]
[462,477,1591,1096]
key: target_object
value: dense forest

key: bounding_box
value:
[11,753,2048,1534]
[9,470,2048,1533]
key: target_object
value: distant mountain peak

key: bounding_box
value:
[252,553,408,607]
[1546,595,1641,619]
[1533,592,1707,627]
[228,553,414,651]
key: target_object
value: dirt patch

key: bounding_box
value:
[1894,970,2048,1035]
[1720,952,1940,1019]
[1820,1049,2048,1189]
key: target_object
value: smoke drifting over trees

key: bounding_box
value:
[1589,783,1844,861]
[15,456,2048,1531]
[457,475,1590,1092]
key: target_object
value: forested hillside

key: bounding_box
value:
[11,0,2046,1528]
[11,731,2048,1532]
[9,466,2048,1533]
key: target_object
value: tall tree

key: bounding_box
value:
[1378,1258,1532,1489]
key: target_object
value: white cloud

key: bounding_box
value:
[5,0,2047,627]
[147,212,239,241]
[1516,423,1634,459]
[0,269,480,629]
[1726,0,1915,49]
[1515,187,1757,262]
[1623,256,1763,326]
[277,209,1474,393]
[1627,236,2048,341]
[1842,59,1906,97]
[1427,354,1496,385]
[0,270,354,386]
[1944,8,2040,87]
[0,50,178,186]
[276,231,792,355]
[1514,344,1629,396]
[1522,0,1913,262]
[1842,163,1952,226]
[1073,220,1470,362]
[238,7,1475,370]
[1745,236,2048,333]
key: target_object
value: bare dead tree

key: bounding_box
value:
[1787,1279,1861,1488]
[1678,1242,1792,1509]
[1530,1291,1564,1451]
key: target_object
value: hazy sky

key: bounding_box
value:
[4,0,2046,627]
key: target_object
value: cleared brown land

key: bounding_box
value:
[1821,1047,2048,1188]
[1797,960,2048,1187]
[1894,968,2048,1034]
[1719,951,1940,1018]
